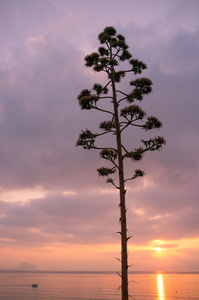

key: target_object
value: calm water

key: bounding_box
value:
[0,271,198,299]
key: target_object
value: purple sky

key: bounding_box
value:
[0,0,199,271]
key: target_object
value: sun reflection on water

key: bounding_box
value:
[157,274,165,300]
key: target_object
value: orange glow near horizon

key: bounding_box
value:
[0,237,199,271]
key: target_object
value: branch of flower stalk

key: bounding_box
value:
[124,169,145,182]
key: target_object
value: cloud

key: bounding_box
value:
[0,22,91,190]
[0,191,121,247]
[0,180,199,250]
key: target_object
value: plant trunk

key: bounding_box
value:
[111,78,128,300]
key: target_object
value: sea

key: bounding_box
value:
[0,271,198,300]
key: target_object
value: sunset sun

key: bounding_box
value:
[154,247,162,252]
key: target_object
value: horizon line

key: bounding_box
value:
[0,270,199,274]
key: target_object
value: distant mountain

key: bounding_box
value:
[14,262,39,271]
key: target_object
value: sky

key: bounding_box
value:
[0,0,199,272]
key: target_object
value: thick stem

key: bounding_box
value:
[111,77,128,300]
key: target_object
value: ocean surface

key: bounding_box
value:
[0,271,198,299]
